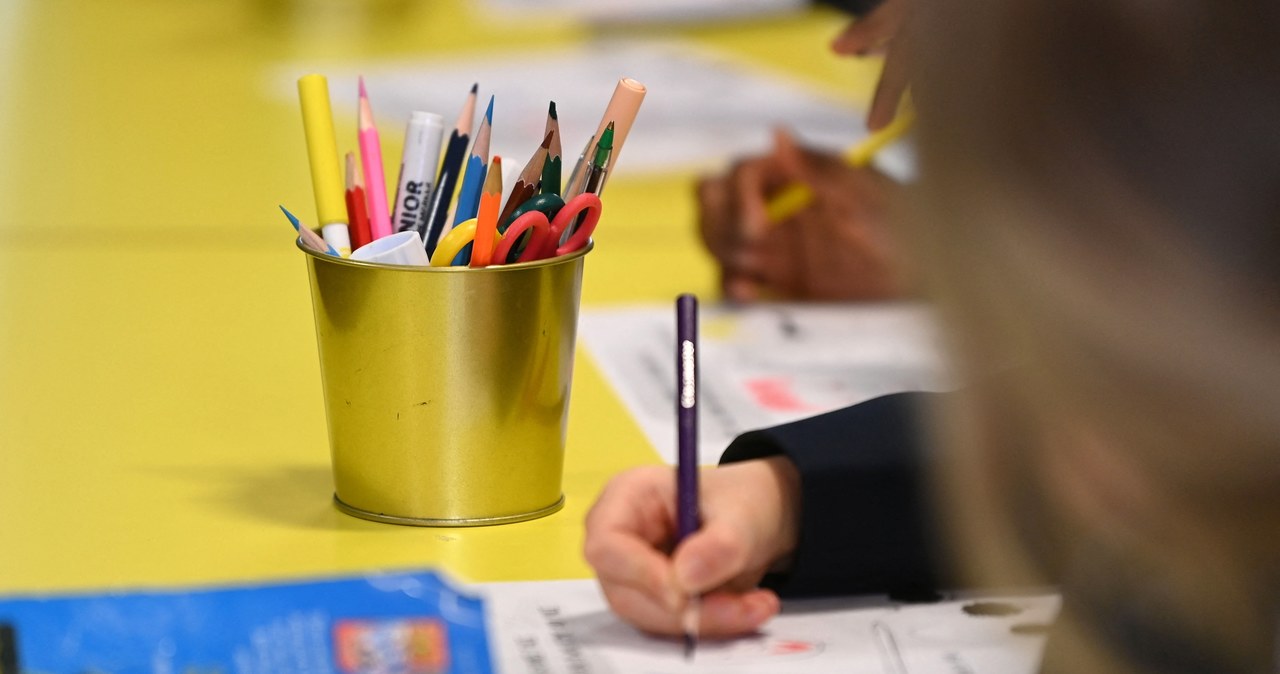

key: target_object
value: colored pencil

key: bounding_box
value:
[357,77,393,240]
[344,152,373,250]
[470,156,503,268]
[498,130,552,230]
[452,94,494,226]
[422,83,477,256]
[675,293,701,661]
[541,101,562,196]
[280,205,340,256]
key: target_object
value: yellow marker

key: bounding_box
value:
[297,74,348,229]
[765,107,916,224]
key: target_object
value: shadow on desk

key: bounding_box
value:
[145,463,363,531]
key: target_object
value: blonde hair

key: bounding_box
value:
[902,0,1280,669]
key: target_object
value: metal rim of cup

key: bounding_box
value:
[296,238,594,271]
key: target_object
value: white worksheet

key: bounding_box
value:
[269,40,914,180]
[579,303,951,465]
[477,0,807,26]
[481,579,1058,674]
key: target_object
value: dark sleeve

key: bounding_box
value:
[812,0,885,17]
[720,392,945,597]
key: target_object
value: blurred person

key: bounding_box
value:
[587,0,1280,672]
[699,0,912,302]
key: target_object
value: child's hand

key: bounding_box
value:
[583,457,802,637]
[696,128,902,303]
[831,0,912,131]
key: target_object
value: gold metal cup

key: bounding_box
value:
[300,243,591,526]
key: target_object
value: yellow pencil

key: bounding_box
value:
[764,107,915,224]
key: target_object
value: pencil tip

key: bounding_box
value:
[470,82,478,94]
[485,95,494,121]
[279,205,299,227]
[683,634,695,660]
[358,76,367,99]
[548,100,557,119]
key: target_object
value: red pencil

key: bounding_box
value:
[344,152,373,250]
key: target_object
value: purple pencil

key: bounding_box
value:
[675,293,700,659]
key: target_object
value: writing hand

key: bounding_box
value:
[697,127,902,302]
[583,457,801,637]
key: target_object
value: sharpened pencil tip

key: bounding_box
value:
[484,95,494,122]
[358,76,367,99]
[683,633,695,661]
[470,82,478,94]
[279,205,299,225]
[548,100,557,119]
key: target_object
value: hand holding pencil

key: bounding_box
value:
[583,456,802,640]
[696,126,906,303]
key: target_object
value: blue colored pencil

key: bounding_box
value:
[452,95,494,226]
[280,205,340,256]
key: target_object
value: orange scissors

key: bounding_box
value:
[491,192,602,265]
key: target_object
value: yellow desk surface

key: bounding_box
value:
[0,1,876,594]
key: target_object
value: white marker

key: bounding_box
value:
[321,223,351,257]
[393,111,445,241]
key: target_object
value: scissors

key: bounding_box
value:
[431,192,602,267]
[492,192,601,265]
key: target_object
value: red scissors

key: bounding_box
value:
[493,192,602,264]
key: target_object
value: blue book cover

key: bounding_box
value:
[0,570,493,674]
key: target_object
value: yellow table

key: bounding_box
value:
[0,1,876,595]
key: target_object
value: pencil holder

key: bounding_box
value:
[300,243,591,526]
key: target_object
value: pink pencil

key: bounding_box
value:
[358,77,393,240]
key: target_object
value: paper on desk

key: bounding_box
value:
[270,41,915,181]
[477,0,807,26]
[481,578,1058,674]
[580,303,950,465]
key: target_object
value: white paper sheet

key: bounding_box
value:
[268,41,915,180]
[579,303,950,465]
[477,0,808,26]
[481,579,1058,674]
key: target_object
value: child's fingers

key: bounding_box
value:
[600,585,781,638]
[867,43,911,132]
[584,466,676,547]
[584,529,682,613]
[583,468,682,611]
[696,173,736,264]
[700,589,782,636]
[727,155,789,245]
[831,0,908,56]
[671,520,754,595]
[599,583,686,635]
